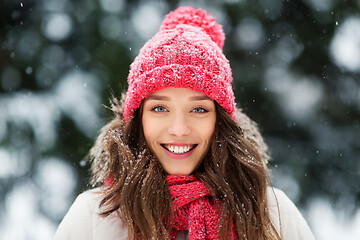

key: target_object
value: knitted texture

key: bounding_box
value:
[160,6,225,49]
[124,6,236,122]
[167,175,237,240]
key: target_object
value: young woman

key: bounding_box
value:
[54,6,315,240]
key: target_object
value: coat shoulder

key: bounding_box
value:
[54,188,127,240]
[267,187,315,240]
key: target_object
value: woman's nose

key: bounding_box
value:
[168,113,191,137]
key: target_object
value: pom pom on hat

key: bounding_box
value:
[124,6,236,122]
[161,6,225,49]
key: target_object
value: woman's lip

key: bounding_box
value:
[161,143,195,146]
[161,144,197,160]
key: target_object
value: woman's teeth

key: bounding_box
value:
[164,145,193,154]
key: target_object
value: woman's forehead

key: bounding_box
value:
[146,87,211,101]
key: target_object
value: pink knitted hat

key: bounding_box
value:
[124,6,236,122]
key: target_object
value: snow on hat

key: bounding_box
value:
[124,6,236,122]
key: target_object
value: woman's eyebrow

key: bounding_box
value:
[146,95,170,101]
[189,96,212,101]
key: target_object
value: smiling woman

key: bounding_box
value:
[142,88,216,175]
[54,6,315,240]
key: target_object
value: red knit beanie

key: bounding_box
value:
[124,6,236,122]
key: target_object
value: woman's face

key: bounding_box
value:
[142,87,216,175]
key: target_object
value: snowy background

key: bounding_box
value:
[0,0,359,239]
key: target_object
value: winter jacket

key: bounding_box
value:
[53,187,315,240]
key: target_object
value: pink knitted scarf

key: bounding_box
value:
[167,175,238,240]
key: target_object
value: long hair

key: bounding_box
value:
[89,93,281,240]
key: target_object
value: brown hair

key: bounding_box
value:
[89,94,281,240]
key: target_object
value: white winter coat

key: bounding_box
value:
[54,187,315,240]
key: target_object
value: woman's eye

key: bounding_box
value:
[153,106,167,112]
[192,107,207,113]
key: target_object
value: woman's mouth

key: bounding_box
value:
[161,144,197,155]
